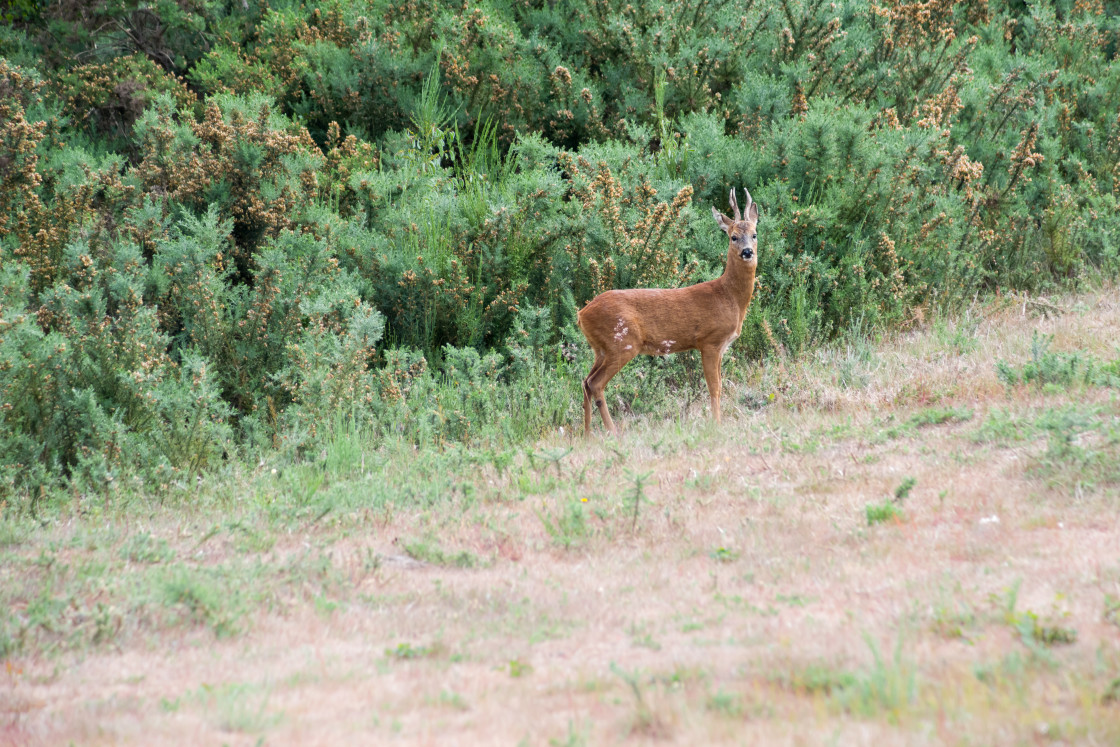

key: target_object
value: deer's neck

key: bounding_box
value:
[718,247,756,313]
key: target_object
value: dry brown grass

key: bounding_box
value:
[4,287,1120,746]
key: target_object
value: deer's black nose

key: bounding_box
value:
[740,249,753,260]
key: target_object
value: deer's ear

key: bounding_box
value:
[747,201,759,223]
[712,206,732,234]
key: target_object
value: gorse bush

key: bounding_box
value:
[2,0,1120,500]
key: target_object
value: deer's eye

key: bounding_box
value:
[752,234,757,240]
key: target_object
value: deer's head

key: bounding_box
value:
[712,188,759,266]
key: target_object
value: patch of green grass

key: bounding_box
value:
[120,532,174,564]
[833,338,878,391]
[508,658,533,678]
[1014,612,1077,646]
[611,663,673,739]
[709,546,738,563]
[933,315,980,356]
[385,641,443,660]
[627,621,662,651]
[974,407,1040,444]
[430,689,470,710]
[776,594,813,607]
[624,469,653,532]
[993,581,1078,653]
[996,332,1120,390]
[705,690,743,717]
[929,584,977,640]
[834,635,918,719]
[714,593,779,617]
[538,498,590,549]
[974,404,1119,495]
[973,649,1030,686]
[401,537,478,568]
[0,520,33,548]
[0,608,17,658]
[225,521,277,554]
[685,471,723,493]
[547,720,590,747]
[160,567,243,638]
[783,663,857,696]
[866,500,903,526]
[908,406,973,428]
[1104,595,1120,630]
[191,681,281,733]
[876,406,972,442]
[1026,406,1120,494]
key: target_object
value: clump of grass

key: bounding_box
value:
[709,546,738,563]
[385,641,444,660]
[191,681,281,734]
[1027,405,1120,494]
[908,407,972,428]
[866,477,913,525]
[835,635,918,719]
[548,720,590,747]
[626,469,653,532]
[120,531,174,564]
[705,690,744,717]
[401,537,477,568]
[611,663,674,739]
[1015,613,1077,646]
[933,315,980,355]
[160,567,242,638]
[538,499,590,549]
[508,658,533,678]
[784,664,857,696]
[996,332,1119,389]
[1103,678,1120,705]
[1104,595,1120,630]
[993,581,1078,650]
[865,501,902,525]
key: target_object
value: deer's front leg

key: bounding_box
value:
[700,348,723,423]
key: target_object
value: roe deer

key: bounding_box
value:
[577,187,759,435]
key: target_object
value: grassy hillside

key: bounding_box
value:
[1,1,1119,499]
[3,285,1119,743]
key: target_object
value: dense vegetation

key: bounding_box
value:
[1,0,1118,503]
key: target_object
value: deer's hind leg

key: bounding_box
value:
[584,348,638,435]
[583,349,606,436]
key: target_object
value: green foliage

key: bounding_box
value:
[386,641,441,660]
[3,0,1120,498]
[161,566,243,637]
[121,531,174,565]
[539,498,590,549]
[893,477,916,501]
[908,406,973,428]
[401,537,477,568]
[866,500,903,526]
[710,546,739,563]
[836,635,918,719]
[784,635,917,718]
[996,332,1120,389]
